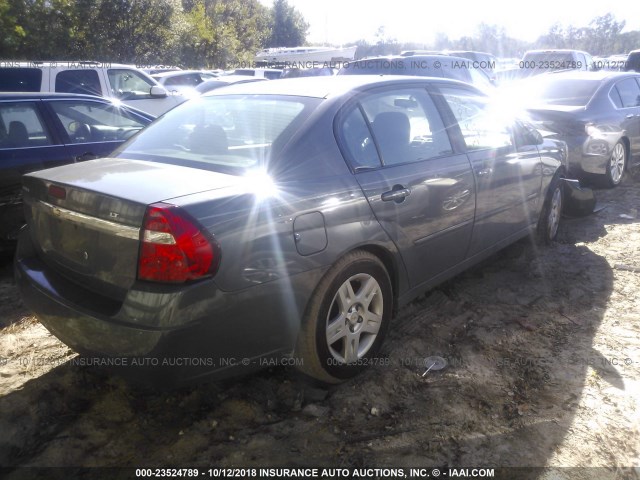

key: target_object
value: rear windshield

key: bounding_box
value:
[0,68,42,92]
[527,78,601,106]
[114,94,319,173]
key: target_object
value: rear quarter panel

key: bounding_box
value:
[170,98,408,299]
[538,138,567,193]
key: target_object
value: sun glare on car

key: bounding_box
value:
[243,168,279,201]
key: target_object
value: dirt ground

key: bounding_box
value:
[1,175,639,480]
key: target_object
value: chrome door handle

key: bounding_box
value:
[475,167,493,177]
[381,188,411,202]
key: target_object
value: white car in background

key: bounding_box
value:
[194,75,266,94]
[151,70,219,96]
[223,68,283,79]
[0,61,185,116]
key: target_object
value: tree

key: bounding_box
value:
[91,0,177,63]
[0,0,79,59]
[0,0,26,57]
[267,0,308,48]
[178,0,271,68]
[534,14,627,55]
[585,14,625,55]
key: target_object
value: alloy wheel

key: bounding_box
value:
[325,273,383,364]
[547,186,562,240]
[609,143,626,185]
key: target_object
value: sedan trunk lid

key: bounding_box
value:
[22,158,238,299]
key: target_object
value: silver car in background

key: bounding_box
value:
[16,76,571,385]
[514,71,640,187]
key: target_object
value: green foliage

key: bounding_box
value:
[0,4,635,67]
[177,0,271,68]
[0,0,277,67]
[267,0,308,48]
[0,0,25,55]
[530,14,632,56]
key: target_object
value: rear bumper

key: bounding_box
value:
[564,136,614,177]
[15,228,326,385]
[562,178,596,217]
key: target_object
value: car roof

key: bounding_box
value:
[524,49,590,54]
[209,75,266,83]
[0,92,116,101]
[233,68,283,72]
[152,70,211,79]
[0,92,156,118]
[204,75,476,99]
[448,50,495,56]
[351,54,467,62]
[0,61,139,69]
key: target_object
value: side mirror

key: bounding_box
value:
[150,85,168,97]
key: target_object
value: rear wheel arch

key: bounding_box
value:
[295,247,396,383]
[300,244,402,328]
[620,136,631,159]
[537,171,565,244]
[356,244,400,308]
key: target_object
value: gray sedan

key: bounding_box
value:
[516,70,640,187]
[16,76,570,385]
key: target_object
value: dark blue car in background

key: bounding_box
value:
[0,93,154,252]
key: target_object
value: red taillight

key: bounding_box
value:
[48,184,67,200]
[138,203,220,283]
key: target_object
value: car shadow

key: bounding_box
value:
[375,219,619,475]
[0,204,628,479]
[0,257,32,329]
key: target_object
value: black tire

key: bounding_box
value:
[603,141,627,188]
[295,250,393,383]
[537,175,564,244]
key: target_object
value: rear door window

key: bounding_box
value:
[55,70,103,96]
[357,88,453,166]
[0,102,52,148]
[48,100,148,144]
[614,78,640,108]
[0,68,42,92]
[609,86,624,108]
[339,107,381,171]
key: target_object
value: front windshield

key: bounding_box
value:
[113,94,318,173]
